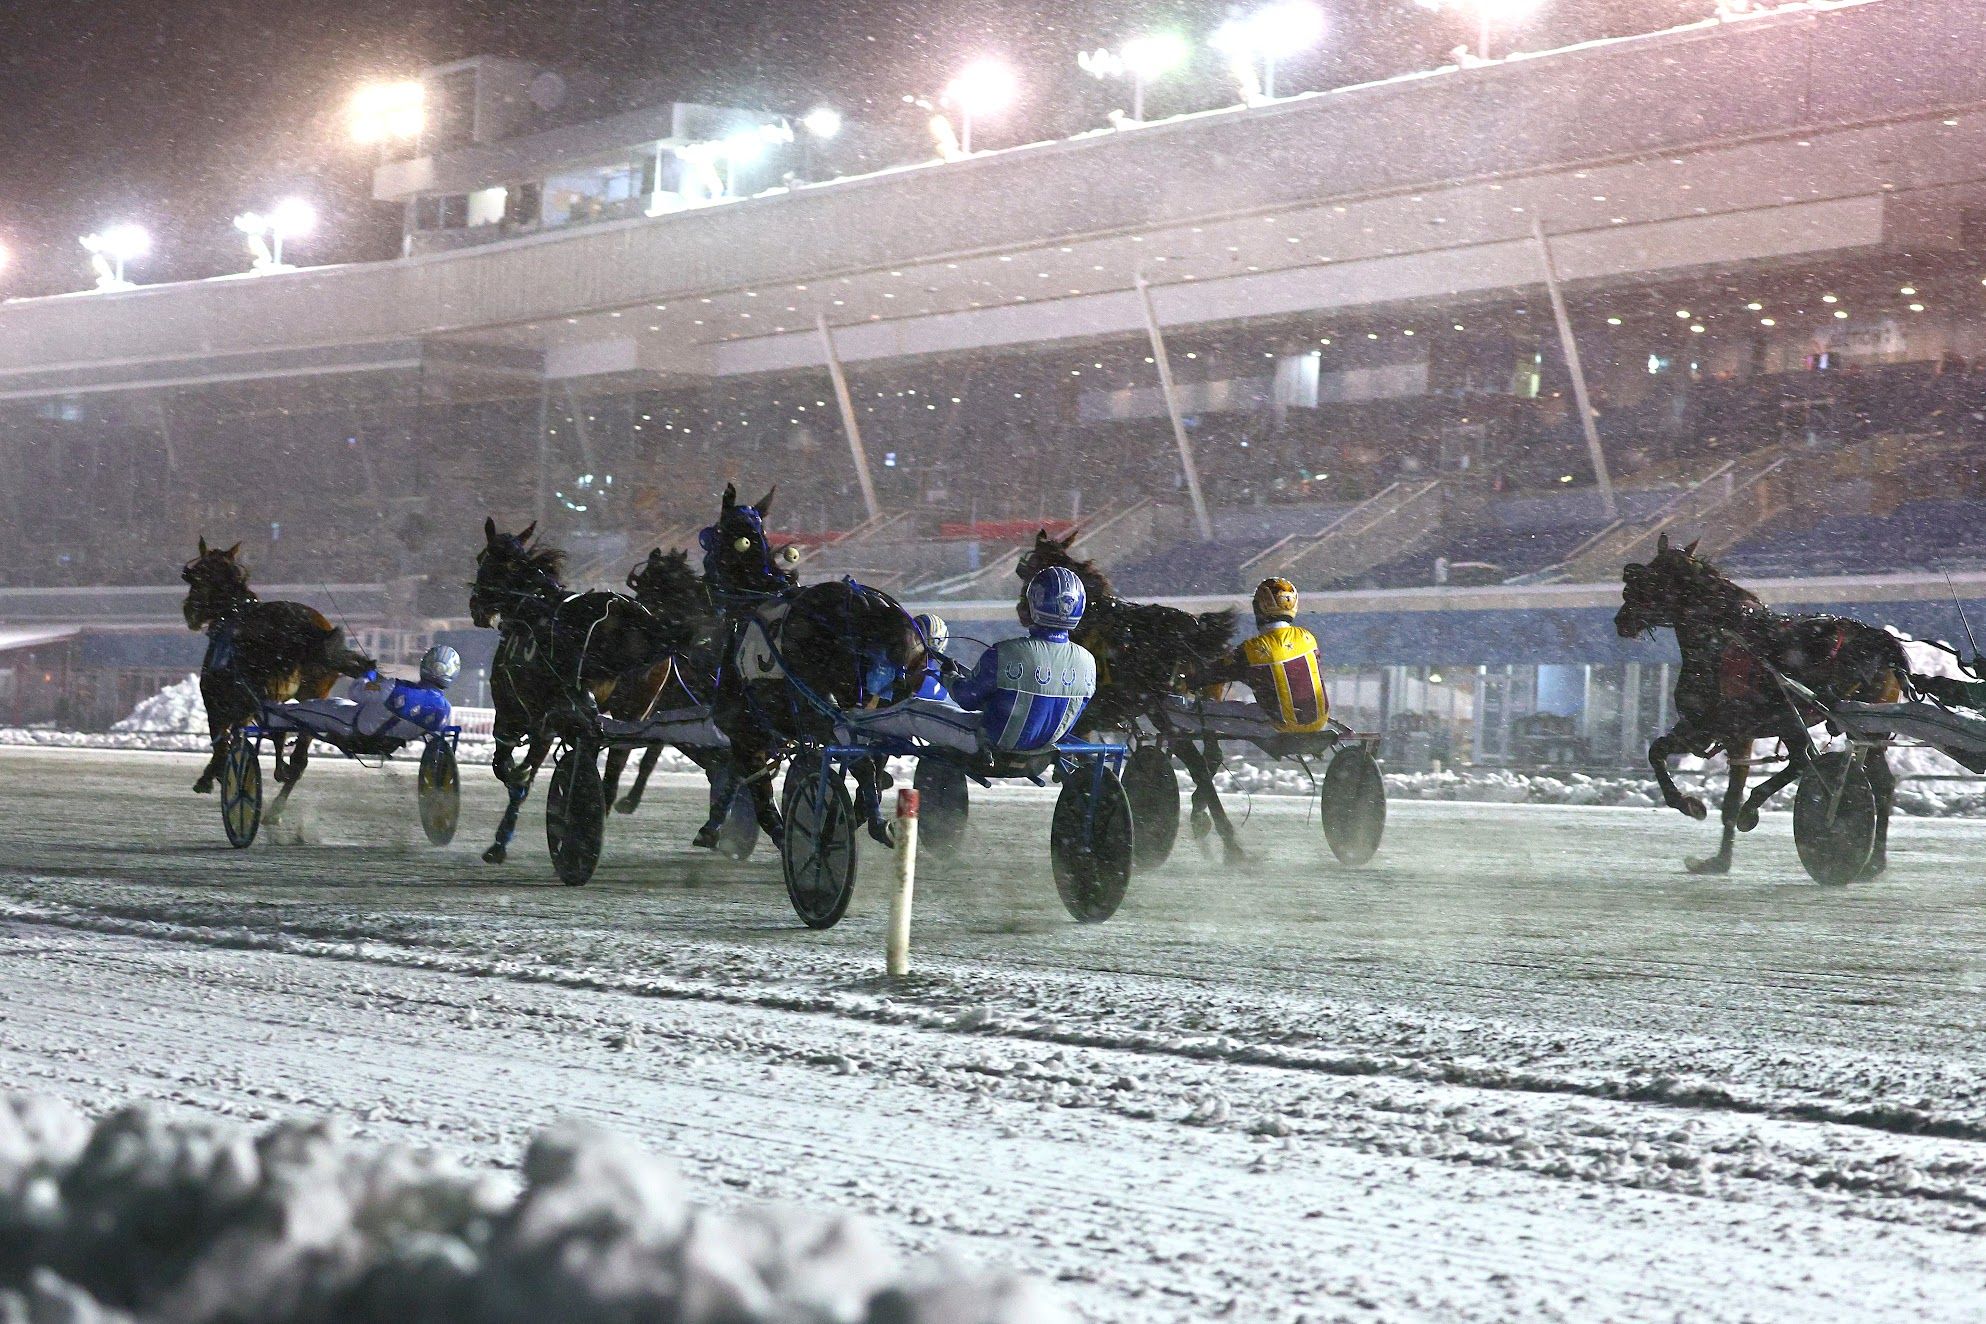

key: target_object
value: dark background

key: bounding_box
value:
[0,1,1709,294]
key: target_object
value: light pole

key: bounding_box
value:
[233,197,316,270]
[1416,0,1545,61]
[1078,33,1188,123]
[1213,1,1326,102]
[79,224,150,289]
[943,59,1018,154]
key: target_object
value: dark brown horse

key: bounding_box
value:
[1014,530,1241,860]
[1617,533,1910,875]
[470,519,681,865]
[182,539,375,800]
[701,484,926,848]
[599,547,733,821]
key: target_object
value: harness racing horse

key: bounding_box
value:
[181,539,375,805]
[701,484,927,849]
[470,518,684,866]
[599,547,734,820]
[1014,530,1242,861]
[1617,534,1910,876]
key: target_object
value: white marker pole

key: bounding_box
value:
[887,787,920,976]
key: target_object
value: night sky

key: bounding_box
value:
[1,0,1709,295]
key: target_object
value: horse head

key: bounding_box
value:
[1619,533,1762,642]
[701,482,799,598]
[472,517,563,628]
[180,537,251,631]
[1013,528,1110,625]
[627,547,709,653]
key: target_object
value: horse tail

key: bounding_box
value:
[1191,609,1239,659]
[319,625,376,680]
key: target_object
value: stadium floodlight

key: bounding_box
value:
[1415,0,1546,61]
[1212,1,1325,101]
[1078,33,1189,122]
[942,59,1019,154]
[79,223,149,288]
[802,107,843,140]
[234,197,316,269]
[348,80,425,146]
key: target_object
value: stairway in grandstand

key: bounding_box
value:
[1237,478,1455,591]
[1522,445,1818,585]
[922,498,1168,599]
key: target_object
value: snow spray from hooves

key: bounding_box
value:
[887,788,919,977]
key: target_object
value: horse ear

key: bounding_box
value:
[484,517,498,544]
[224,542,241,558]
[518,521,537,544]
[1684,539,1700,557]
[1060,527,1080,550]
[721,482,738,511]
[1656,532,1670,554]
[755,486,775,519]
[198,536,209,555]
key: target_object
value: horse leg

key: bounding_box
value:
[267,733,311,825]
[193,715,231,794]
[1685,755,1748,876]
[602,746,630,814]
[619,745,666,814]
[1177,739,1244,865]
[1734,725,1812,831]
[484,734,530,864]
[1862,745,1895,879]
[1648,729,1708,820]
[852,755,894,848]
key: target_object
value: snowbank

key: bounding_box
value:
[0,1095,1060,1324]
[111,675,206,735]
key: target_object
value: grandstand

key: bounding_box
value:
[4,0,1986,766]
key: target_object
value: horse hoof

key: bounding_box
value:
[1189,810,1213,840]
[1735,807,1760,833]
[1222,842,1247,867]
[192,777,214,795]
[1680,796,1708,821]
[615,797,639,815]
[1685,854,1731,875]
[693,824,722,850]
[482,844,507,865]
[868,821,896,849]
[1859,853,1888,880]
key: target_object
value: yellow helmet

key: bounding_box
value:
[1253,576,1299,622]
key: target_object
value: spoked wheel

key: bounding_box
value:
[1121,745,1180,871]
[781,765,858,929]
[219,731,262,849]
[1050,760,1135,923]
[1793,751,1877,886]
[717,784,760,861]
[545,744,606,886]
[417,741,461,847]
[1320,745,1386,866]
[912,758,970,860]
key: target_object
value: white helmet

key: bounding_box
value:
[419,644,462,689]
[913,612,949,653]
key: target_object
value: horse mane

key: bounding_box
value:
[1029,535,1116,601]
[519,541,566,578]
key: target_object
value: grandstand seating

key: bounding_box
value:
[1720,499,1986,578]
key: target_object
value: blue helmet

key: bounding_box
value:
[1025,566,1086,632]
[419,644,462,689]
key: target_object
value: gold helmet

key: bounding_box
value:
[1253,577,1299,623]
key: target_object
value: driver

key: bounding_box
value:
[840,570,1095,757]
[911,612,967,701]
[1187,577,1330,735]
[287,644,460,743]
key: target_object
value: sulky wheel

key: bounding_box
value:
[219,730,262,849]
[1793,751,1877,886]
[781,764,858,929]
[1320,744,1386,866]
[1050,759,1135,923]
[1121,744,1181,871]
[912,758,970,860]
[545,744,606,887]
[417,740,461,847]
